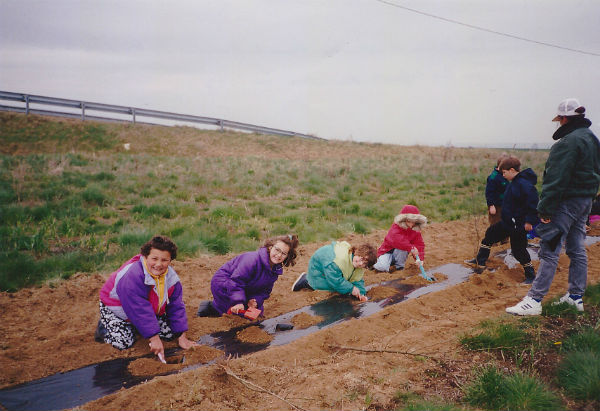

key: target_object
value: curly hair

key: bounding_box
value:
[351,243,377,268]
[140,235,178,260]
[263,234,299,267]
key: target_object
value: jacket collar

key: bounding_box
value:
[552,116,592,141]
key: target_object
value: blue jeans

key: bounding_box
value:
[373,249,408,272]
[528,197,592,301]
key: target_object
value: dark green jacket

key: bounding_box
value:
[538,117,600,217]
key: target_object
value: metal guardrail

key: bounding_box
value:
[0,90,323,140]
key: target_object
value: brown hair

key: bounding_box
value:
[263,234,299,267]
[351,243,377,268]
[140,235,178,260]
[496,152,509,167]
[499,156,521,172]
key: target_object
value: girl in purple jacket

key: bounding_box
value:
[97,236,197,360]
[197,234,299,318]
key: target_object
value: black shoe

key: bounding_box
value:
[465,258,485,266]
[292,272,313,292]
[473,266,485,274]
[197,300,221,317]
[94,320,108,342]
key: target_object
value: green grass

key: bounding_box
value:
[562,327,600,353]
[584,282,600,306]
[464,366,561,410]
[460,320,530,352]
[557,326,600,402]
[0,112,551,291]
[557,351,600,402]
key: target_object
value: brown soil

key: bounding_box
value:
[366,286,398,301]
[1,217,599,411]
[290,312,323,329]
[235,326,273,344]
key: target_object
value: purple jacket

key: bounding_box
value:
[210,247,282,315]
[99,255,189,339]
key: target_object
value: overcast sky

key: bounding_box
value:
[1,0,599,148]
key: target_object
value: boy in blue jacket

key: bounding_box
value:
[485,153,509,226]
[467,156,540,283]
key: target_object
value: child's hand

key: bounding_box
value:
[524,222,533,232]
[359,294,368,302]
[229,303,245,314]
[410,247,419,258]
[351,286,361,299]
[178,333,198,350]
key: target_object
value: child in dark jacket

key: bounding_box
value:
[197,234,299,318]
[467,156,540,283]
[485,153,509,226]
[372,205,427,273]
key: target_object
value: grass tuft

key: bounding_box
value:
[460,320,529,351]
[557,350,600,402]
[464,366,561,410]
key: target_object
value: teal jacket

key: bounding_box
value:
[306,241,366,296]
[538,117,600,217]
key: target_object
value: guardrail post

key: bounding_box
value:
[81,102,86,120]
[218,119,224,132]
[132,108,136,124]
[25,94,30,115]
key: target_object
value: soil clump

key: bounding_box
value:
[290,312,323,329]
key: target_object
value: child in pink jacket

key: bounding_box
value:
[373,205,427,273]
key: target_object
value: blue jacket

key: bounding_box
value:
[485,168,508,207]
[501,168,540,231]
[210,247,282,315]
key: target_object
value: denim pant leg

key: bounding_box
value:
[565,200,592,296]
[373,252,393,271]
[391,249,409,269]
[528,198,592,300]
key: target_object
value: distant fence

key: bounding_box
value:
[0,90,323,140]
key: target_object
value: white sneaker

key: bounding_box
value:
[553,292,584,312]
[506,296,542,316]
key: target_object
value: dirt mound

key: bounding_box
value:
[290,312,323,329]
[235,326,273,344]
[366,286,398,301]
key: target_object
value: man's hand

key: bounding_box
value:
[489,205,496,215]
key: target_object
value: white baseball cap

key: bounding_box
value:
[552,98,585,121]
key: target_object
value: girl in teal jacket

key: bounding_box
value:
[292,241,376,301]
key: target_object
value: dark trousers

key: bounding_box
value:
[476,221,531,266]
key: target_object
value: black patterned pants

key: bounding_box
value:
[98,301,175,350]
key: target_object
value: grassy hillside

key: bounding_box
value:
[0,112,549,291]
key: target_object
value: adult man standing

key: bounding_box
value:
[506,98,600,315]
